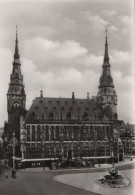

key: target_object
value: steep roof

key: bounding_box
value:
[26,96,103,122]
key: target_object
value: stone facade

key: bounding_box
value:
[3,30,124,166]
[3,28,26,160]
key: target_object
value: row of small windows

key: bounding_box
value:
[40,100,92,105]
[8,94,23,98]
[27,126,41,141]
[26,125,110,141]
[30,112,102,120]
[35,106,96,111]
[26,125,110,131]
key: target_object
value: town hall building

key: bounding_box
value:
[3,29,124,167]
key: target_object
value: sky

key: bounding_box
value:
[0,0,134,127]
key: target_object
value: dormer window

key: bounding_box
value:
[66,112,71,120]
[49,112,54,120]
[82,112,88,121]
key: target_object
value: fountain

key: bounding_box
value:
[96,167,131,188]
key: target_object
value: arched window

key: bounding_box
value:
[80,130,84,140]
[73,127,77,141]
[106,126,110,139]
[56,126,59,140]
[45,126,49,141]
[85,126,89,140]
[45,147,49,158]
[64,129,67,141]
[56,147,59,158]
[67,112,71,120]
[27,125,30,141]
[32,126,35,141]
[50,147,54,158]
[50,129,54,141]
[90,129,93,140]
[37,125,41,141]
[64,147,67,158]
[12,101,20,109]
[68,129,72,140]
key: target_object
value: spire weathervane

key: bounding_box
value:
[16,25,18,41]
[14,25,20,62]
[106,27,107,38]
[103,27,109,65]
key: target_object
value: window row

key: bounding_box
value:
[26,125,111,141]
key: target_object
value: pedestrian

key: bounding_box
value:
[12,169,16,178]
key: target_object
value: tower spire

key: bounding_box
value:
[14,25,20,62]
[103,28,109,65]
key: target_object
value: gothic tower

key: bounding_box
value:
[97,31,117,120]
[7,27,26,147]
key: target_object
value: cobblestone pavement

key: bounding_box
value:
[0,160,135,195]
[0,168,98,195]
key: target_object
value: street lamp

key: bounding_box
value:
[20,127,26,160]
[110,138,114,167]
[59,132,64,166]
[41,130,46,170]
[10,132,18,178]
[76,126,81,160]
[104,135,108,163]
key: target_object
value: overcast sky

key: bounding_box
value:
[0,0,134,127]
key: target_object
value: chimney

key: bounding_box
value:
[87,92,90,99]
[40,90,43,98]
[72,92,75,99]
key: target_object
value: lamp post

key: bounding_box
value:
[77,126,81,161]
[59,132,64,166]
[110,138,114,167]
[105,136,107,163]
[10,132,18,178]
[20,127,26,160]
[41,130,46,170]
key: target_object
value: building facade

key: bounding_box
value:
[3,30,124,167]
[3,29,26,161]
[120,124,135,157]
